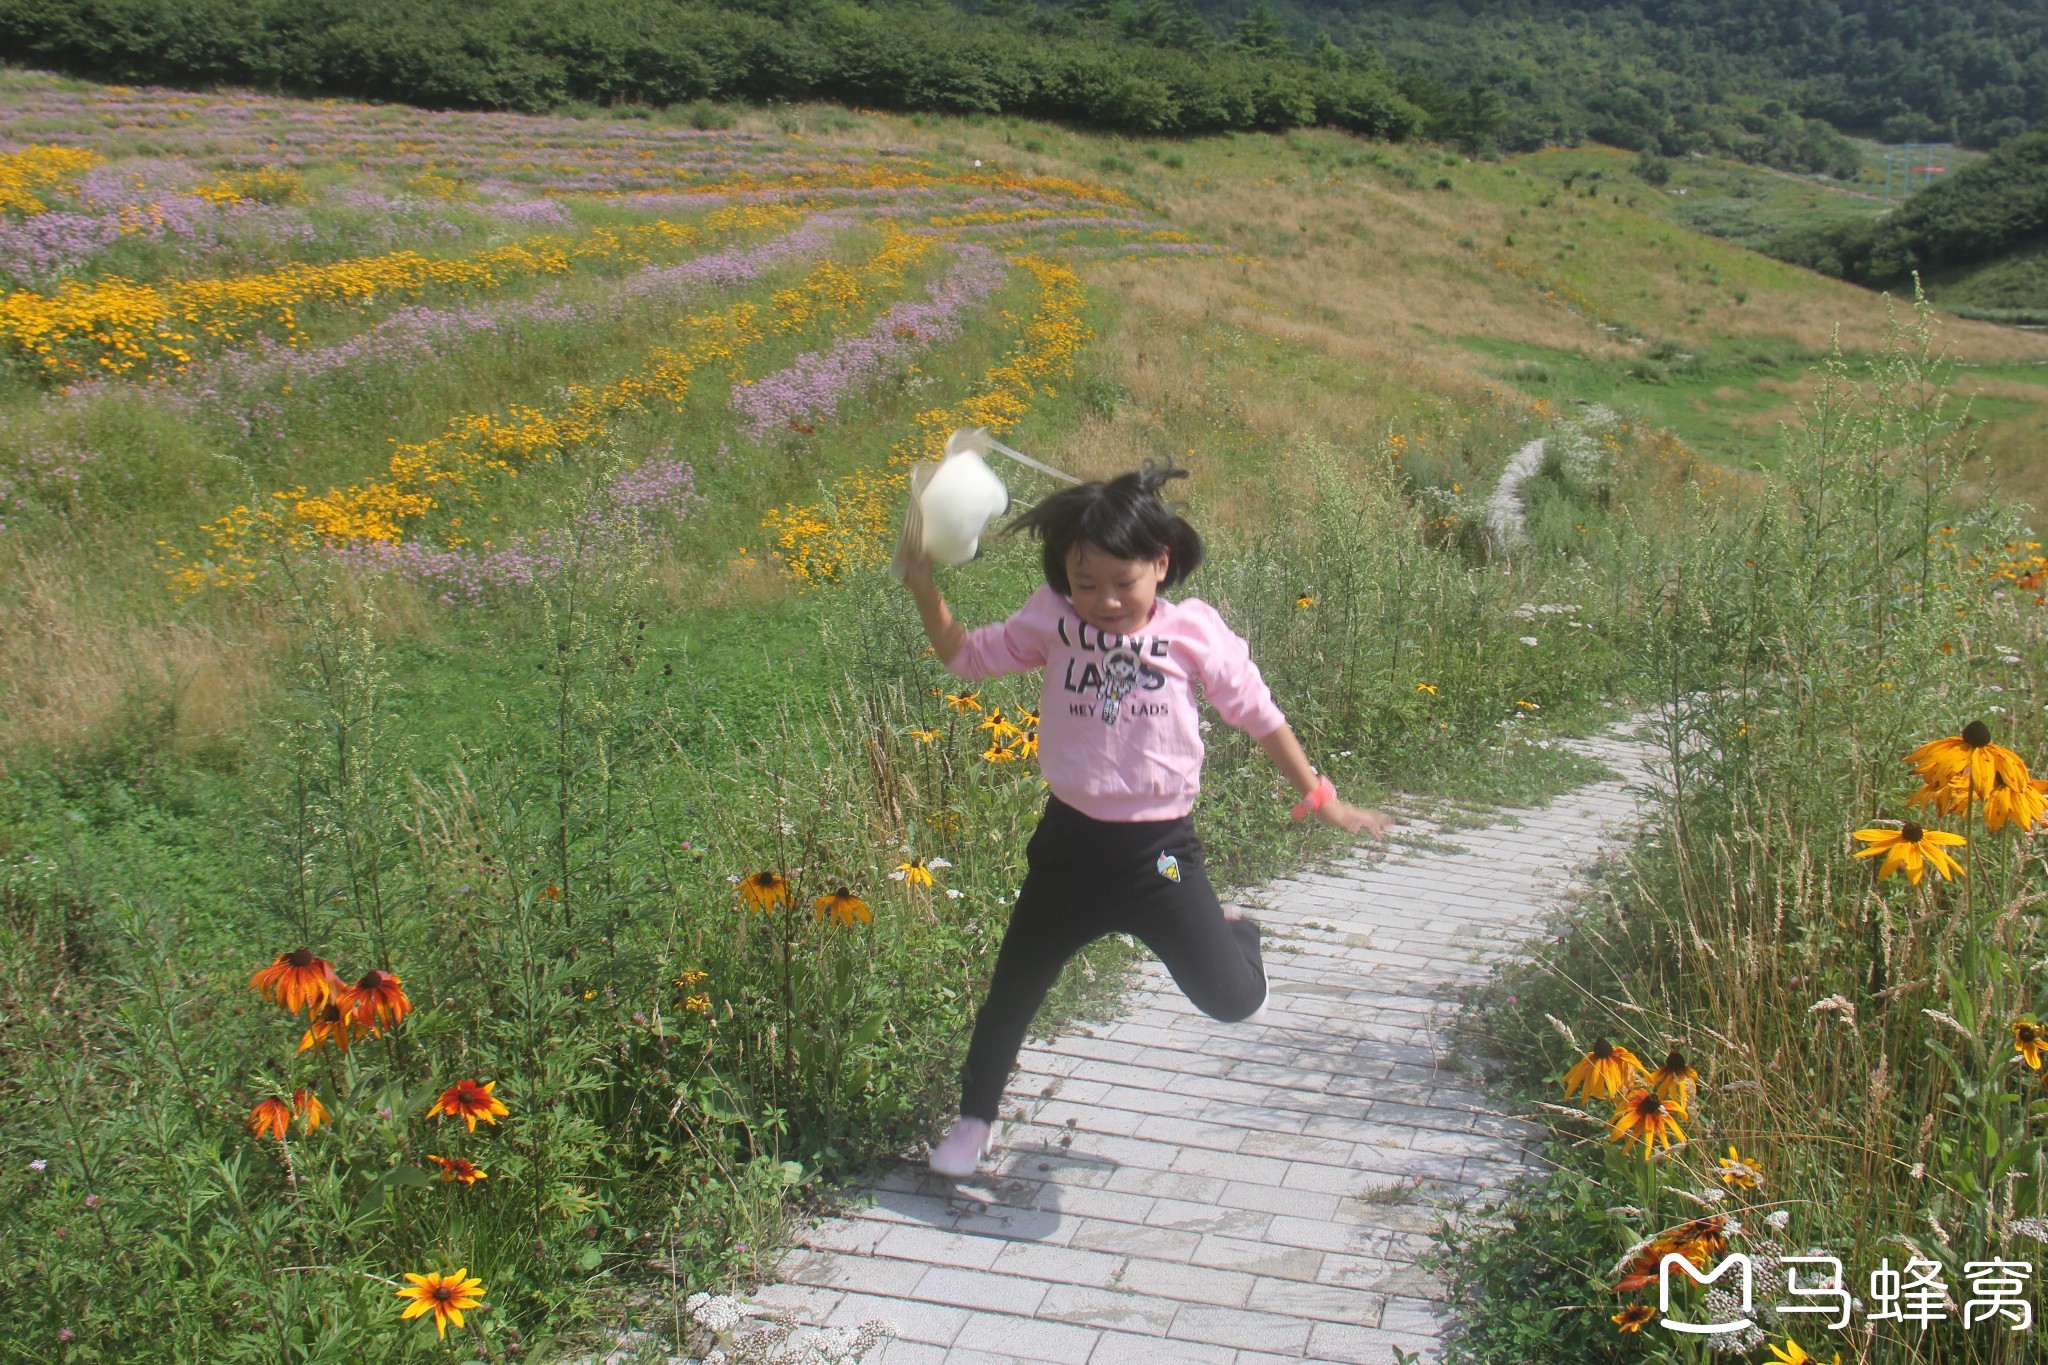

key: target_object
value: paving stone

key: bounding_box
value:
[709,727,1656,1362]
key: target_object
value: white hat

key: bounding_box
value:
[890,432,1011,579]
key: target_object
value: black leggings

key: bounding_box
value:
[957,796,1267,1122]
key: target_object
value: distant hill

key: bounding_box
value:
[1184,0,2048,150]
[1757,129,2048,314]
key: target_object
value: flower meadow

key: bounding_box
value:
[5,72,1607,1362]
[9,65,2028,1365]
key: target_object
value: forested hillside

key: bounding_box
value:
[1228,0,2048,150]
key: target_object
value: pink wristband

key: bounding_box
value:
[1290,775,1335,821]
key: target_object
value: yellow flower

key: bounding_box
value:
[1905,721,2031,801]
[2016,1017,2047,1071]
[1645,1049,1697,1104]
[1295,593,1316,609]
[982,740,1019,763]
[1018,733,1039,760]
[1716,1144,1764,1189]
[944,691,983,713]
[1416,682,1437,695]
[1851,821,1966,884]
[737,871,792,912]
[684,992,712,1014]
[396,1269,486,1339]
[1765,1340,1839,1365]
[892,860,935,887]
[908,727,943,744]
[1562,1039,1646,1102]
[813,888,874,926]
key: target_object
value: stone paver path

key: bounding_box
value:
[742,725,1656,1364]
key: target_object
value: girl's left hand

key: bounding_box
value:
[1318,799,1393,839]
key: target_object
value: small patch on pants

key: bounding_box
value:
[1156,852,1180,882]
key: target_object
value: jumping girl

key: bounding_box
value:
[899,460,1393,1179]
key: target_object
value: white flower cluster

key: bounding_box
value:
[684,1293,894,1365]
[1549,403,1622,492]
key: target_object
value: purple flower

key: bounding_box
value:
[27,1159,46,1172]
[730,244,1005,441]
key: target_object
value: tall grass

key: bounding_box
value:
[1441,300,2048,1365]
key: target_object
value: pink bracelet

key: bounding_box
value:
[1290,775,1336,821]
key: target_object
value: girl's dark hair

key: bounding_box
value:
[1006,457,1204,594]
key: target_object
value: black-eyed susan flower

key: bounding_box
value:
[1646,1049,1698,1104]
[2016,1017,2047,1070]
[943,691,982,713]
[1295,592,1316,609]
[427,1154,487,1185]
[1416,682,1437,695]
[1716,1144,1764,1189]
[340,969,412,1034]
[396,1269,485,1339]
[737,871,792,912]
[683,992,712,1013]
[1562,1039,1647,1102]
[250,948,342,1015]
[1765,1339,1839,1365]
[908,727,942,744]
[1906,721,2031,801]
[814,888,873,926]
[981,740,1019,763]
[1985,773,2046,833]
[1018,733,1039,760]
[291,1089,329,1134]
[297,1001,363,1054]
[1609,1086,1688,1154]
[427,1079,509,1133]
[1612,1304,1656,1333]
[673,968,708,989]
[1851,821,1966,884]
[1017,708,1040,729]
[247,1096,292,1141]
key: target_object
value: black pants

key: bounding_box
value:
[957,796,1267,1122]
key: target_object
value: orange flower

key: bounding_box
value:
[247,1097,292,1141]
[427,1154,488,1185]
[396,1268,486,1339]
[1610,1086,1689,1155]
[250,948,342,1014]
[1613,1303,1656,1332]
[340,969,412,1033]
[291,1089,329,1134]
[737,871,792,912]
[427,1079,509,1133]
[297,1001,361,1053]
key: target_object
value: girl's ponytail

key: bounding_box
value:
[1006,456,1204,592]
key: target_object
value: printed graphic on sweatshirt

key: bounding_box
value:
[1156,851,1181,882]
[1057,618,1173,724]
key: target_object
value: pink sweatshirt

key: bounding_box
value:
[944,584,1287,821]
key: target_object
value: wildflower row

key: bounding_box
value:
[0,144,101,215]
[165,227,936,593]
[0,202,801,377]
[759,253,1089,586]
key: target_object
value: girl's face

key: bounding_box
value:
[1065,542,1170,635]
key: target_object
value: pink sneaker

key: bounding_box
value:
[928,1116,992,1179]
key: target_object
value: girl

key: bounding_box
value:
[900,459,1392,1179]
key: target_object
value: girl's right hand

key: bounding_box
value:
[1318,799,1394,839]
